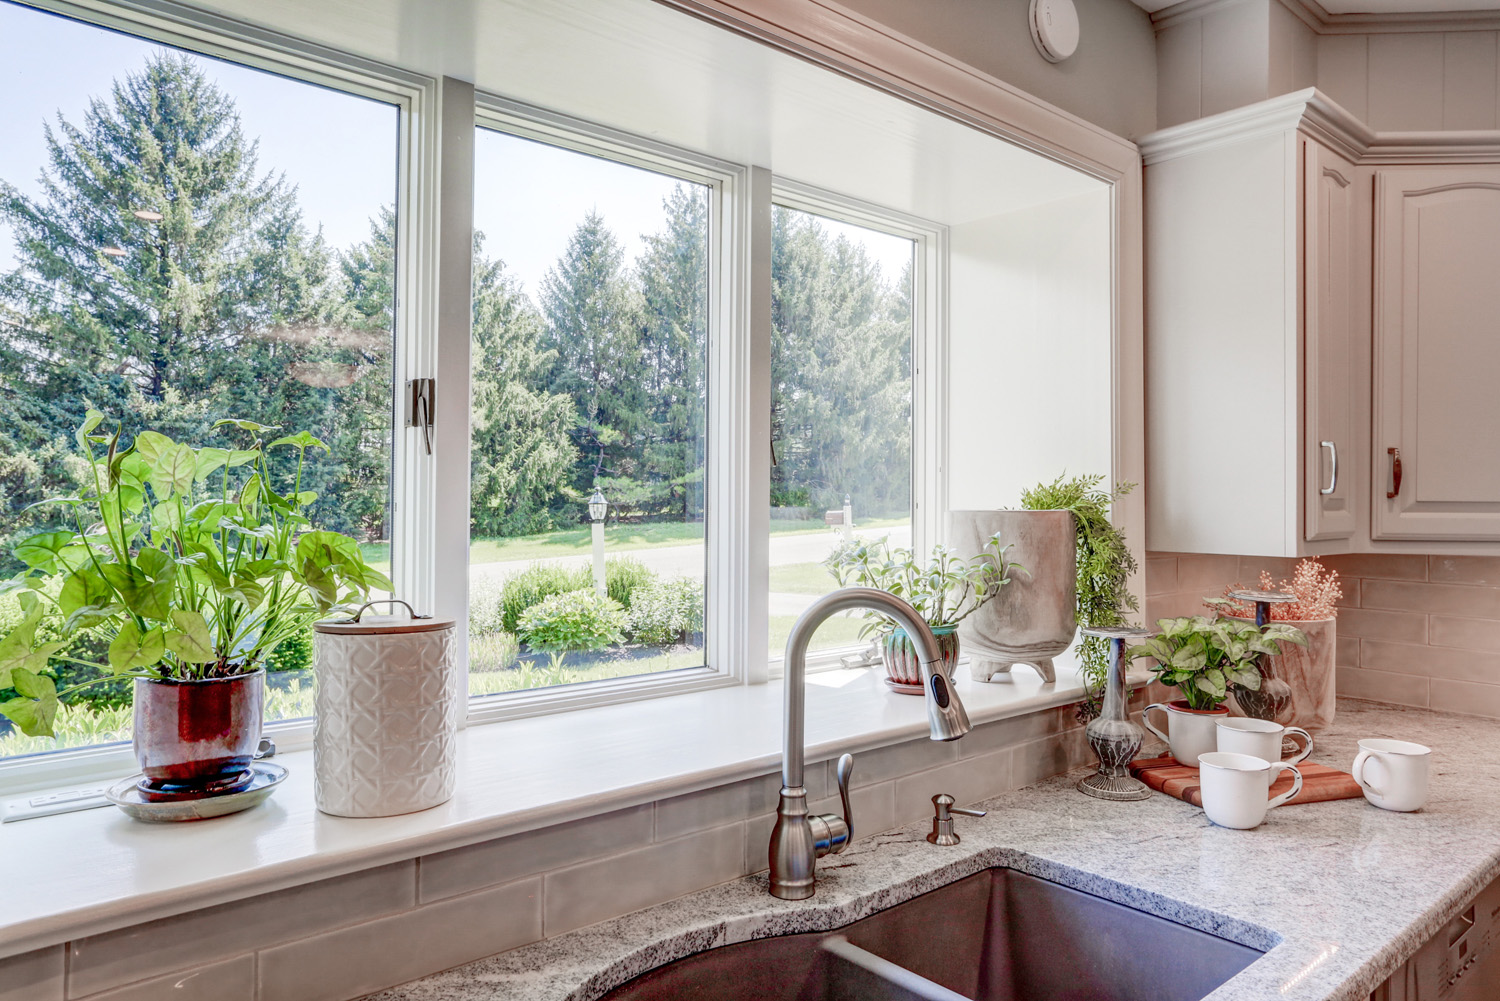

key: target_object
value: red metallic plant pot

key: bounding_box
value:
[133,670,265,790]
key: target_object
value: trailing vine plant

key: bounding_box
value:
[1020,474,1139,719]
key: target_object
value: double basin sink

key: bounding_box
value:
[601,867,1261,1001]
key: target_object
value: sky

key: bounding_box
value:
[0,0,913,301]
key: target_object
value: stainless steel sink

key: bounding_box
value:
[599,867,1261,1001]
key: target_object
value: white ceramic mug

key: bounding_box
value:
[1198,751,1304,829]
[1215,717,1313,765]
[1352,739,1431,812]
[1143,701,1228,766]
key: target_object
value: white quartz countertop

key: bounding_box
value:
[363,699,1500,1001]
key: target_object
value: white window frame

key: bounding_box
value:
[459,96,754,724]
[765,180,949,676]
[0,0,437,789]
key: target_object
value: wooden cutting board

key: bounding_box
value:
[1128,755,1363,807]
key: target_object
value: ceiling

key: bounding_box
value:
[1132,0,1500,13]
[183,0,1102,225]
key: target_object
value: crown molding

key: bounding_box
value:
[1153,0,1500,35]
[1139,87,1500,163]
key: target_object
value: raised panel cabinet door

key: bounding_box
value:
[1304,139,1360,542]
[1374,166,1500,540]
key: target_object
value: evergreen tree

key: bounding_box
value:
[470,234,578,536]
[539,212,645,514]
[634,184,708,520]
[770,208,912,518]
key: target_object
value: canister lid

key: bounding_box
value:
[314,599,454,636]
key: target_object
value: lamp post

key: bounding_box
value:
[588,488,608,597]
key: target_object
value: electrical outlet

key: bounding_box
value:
[3,785,112,822]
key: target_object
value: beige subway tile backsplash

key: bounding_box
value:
[543,829,744,937]
[0,945,64,1001]
[1430,614,1500,653]
[1337,607,1428,645]
[419,805,653,904]
[1361,580,1500,618]
[67,862,415,998]
[1324,554,1429,581]
[1429,679,1500,718]
[1336,667,1430,708]
[257,878,542,1001]
[1429,555,1500,586]
[78,955,254,1001]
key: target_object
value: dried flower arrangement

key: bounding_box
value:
[1206,559,1343,621]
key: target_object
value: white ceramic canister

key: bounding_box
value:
[313,601,457,818]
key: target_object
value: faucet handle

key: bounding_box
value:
[810,753,855,859]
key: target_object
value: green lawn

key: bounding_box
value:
[769,561,840,595]
[360,516,909,573]
[768,612,868,657]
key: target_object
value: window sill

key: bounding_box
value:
[0,652,1137,959]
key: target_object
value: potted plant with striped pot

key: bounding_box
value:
[824,533,1020,693]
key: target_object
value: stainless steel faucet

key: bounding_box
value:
[769,587,972,900]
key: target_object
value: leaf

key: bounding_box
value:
[227,449,261,467]
[269,430,329,453]
[165,609,215,663]
[194,447,230,481]
[59,568,113,621]
[213,418,281,434]
[75,409,105,450]
[1,691,59,738]
[14,530,77,573]
[0,607,64,677]
[101,563,175,621]
[131,429,176,467]
[109,619,166,672]
[63,603,123,632]
[148,443,197,499]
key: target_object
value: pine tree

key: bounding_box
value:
[635,184,708,519]
[470,234,578,536]
[539,212,646,513]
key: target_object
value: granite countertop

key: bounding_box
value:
[366,699,1500,1001]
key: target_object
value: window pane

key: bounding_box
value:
[769,206,914,668]
[0,2,398,760]
[469,128,709,696]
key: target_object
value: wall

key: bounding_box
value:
[1155,0,1317,127]
[0,709,1112,1001]
[948,188,1113,511]
[1146,552,1500,720]
[833,0,1159,140]
[1318,32,1500,131]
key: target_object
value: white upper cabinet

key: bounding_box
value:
[1374,167,1500,541]
[1142,94,1369,557]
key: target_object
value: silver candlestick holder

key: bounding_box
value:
[1226,589,1297,728]
[1077,626,1155,802]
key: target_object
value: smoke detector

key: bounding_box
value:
[1030,0,1080,63]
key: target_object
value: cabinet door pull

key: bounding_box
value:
[1320,441,1338,496]
[1387,447,1402,499]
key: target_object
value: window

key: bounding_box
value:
[0,1,399,761]
[768,204,916,668]
[468,125,711,696]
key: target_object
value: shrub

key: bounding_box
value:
[499,563,589,634]
[266,627,314,674]
[627,576,704,646]
[469,575,508,636]
[605,557,657,610]
[471,631,520,672]
[517,590,627,652]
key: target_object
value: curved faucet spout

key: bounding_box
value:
[771,587,971,899]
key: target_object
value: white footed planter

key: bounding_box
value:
[950,509,1077,684]
[313,603,458,818]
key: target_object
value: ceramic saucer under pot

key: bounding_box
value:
[106,761,287,822]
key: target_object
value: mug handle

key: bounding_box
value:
[1141,704,1170,747]
[1284,727,1314,765]
[1267,762,1303,809]
[1352,750,1383,796]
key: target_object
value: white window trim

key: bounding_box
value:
[460,95,758,725]
[765,179,949,677]
[0,0,438,788]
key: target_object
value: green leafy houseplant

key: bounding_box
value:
[0,411,390,736]
[1020,474,1139,716]
[824,533,1020,635]
[1127,616,1309,711]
